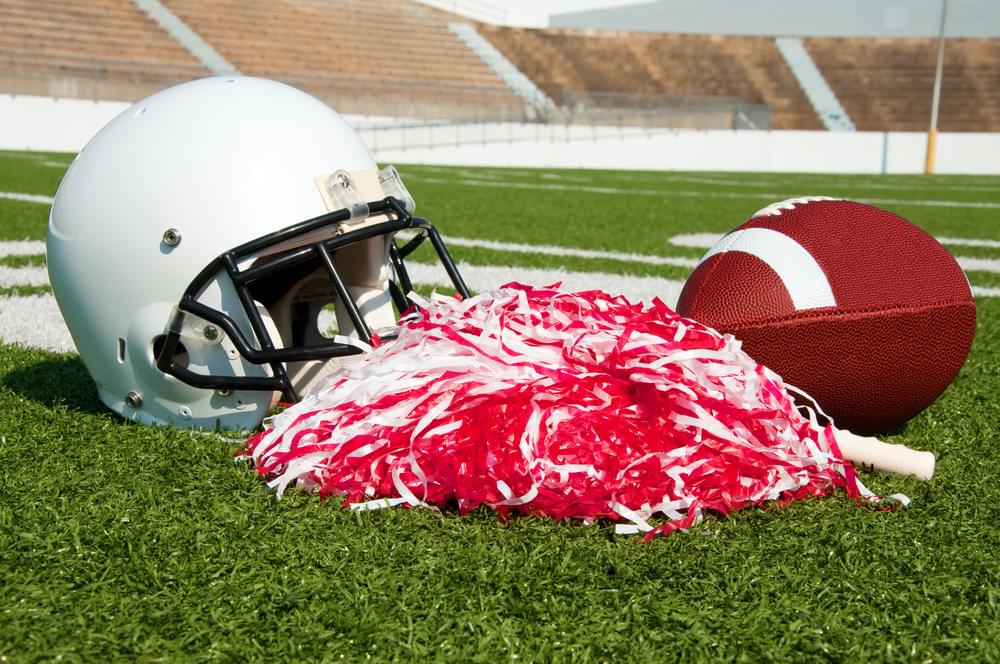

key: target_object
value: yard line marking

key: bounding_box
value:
[0,294,75,353]
[0,152,71,168]
[0,264,686,353]
[0,266,49,287]
[11,227,997,274]
[973,286,1000,298]
[440,236,699,269]
[5,234,696,278]
[958,256,1000,272]
[669,233,725,249]
[6,279,997,355]
[672,233,1000,257]
[937,236,1000,249]
[406,262,686,307]
[427,167,1000,194]
[0,238,686,302]
[3,268,997,354]
[0,240,46,256]
[408,175,1000,210]
[0,191,54,205]
[6,181,1000,211]
[0,231,995,292]
[649,174,1000,194]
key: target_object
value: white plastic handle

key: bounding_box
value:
[834,429,935,481]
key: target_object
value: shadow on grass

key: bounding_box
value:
[3,355,106,415]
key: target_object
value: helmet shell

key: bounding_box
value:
[48,76,378,429]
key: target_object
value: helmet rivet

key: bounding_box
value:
[203,325,220,341]
[215,388,232,397]
[162,228,182,247]
[125,391,143,409]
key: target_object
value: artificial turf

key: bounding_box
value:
[1,151,999,661]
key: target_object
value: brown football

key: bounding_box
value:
[676,197,976,435]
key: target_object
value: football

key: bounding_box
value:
[676,196,977,434]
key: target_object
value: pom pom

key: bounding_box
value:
[242,284,859,538]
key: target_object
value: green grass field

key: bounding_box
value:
[2,149,999,661]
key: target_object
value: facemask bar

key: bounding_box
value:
[155,196,470,401]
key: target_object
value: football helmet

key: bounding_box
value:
[47,76,469,430]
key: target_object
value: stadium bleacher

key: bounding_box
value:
[0,0,208,100]
[476,26,820,129]
[804,36,1000,132]
[161,0,524,119]
[0,0,997,132]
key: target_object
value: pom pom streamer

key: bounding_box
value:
[243,284,860,539]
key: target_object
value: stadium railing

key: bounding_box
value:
[0,54,208,104]
[558,90,773,130]
[0,54,774,132]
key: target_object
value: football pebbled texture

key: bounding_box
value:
[676,197,976,435]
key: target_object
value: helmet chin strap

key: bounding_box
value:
[253,233,398,402]
[330,235,397,338]
[255,300,345,403]
[334,284,396,338]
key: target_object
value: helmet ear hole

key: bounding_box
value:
[152,335,189,369]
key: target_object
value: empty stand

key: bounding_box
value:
[477,27,822,130]
[2,0,997,132]
[0,0,208,100]
[805,37,1000,132]
[161,0,524,119]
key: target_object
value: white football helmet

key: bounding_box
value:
[47,76,468,430]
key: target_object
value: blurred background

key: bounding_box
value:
[2,0,998,172]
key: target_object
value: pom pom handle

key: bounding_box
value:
[834,429,935,480]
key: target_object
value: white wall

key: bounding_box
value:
[363,122,1000,175]
[0,94,130,153]
[3,94,999,175]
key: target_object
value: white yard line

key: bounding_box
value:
[2,191,999,354]
[0,191,54,205]
[406,261,686,307]
[441,236,698,269]
[0,265,49,287]
[2,254,995,354]
[0,294,75,353]
[0,260,687,354]
[0,240,46,255]
[973,286,1000,298]
[446,233,1000,273]
[648,174,1000,194]
[937,236,1000,249]
[408,175,1000,210]
[7,176,1000,209]
[672,232,1000,253]
[958,256,1000,272]
[668,233,725,249]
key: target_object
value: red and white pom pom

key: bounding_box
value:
[243,284,860,538]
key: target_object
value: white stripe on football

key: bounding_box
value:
[697,227,837,311]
